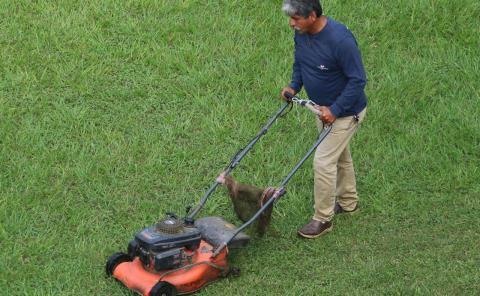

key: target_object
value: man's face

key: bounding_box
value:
[288,14,314,34]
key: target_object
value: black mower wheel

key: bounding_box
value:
[105,252,131,277]
[149,281,177,296]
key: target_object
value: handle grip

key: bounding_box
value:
[305,104,322,116]
[284,91,294,100]
[284,92,322,117]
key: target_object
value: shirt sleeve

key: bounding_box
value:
[289,35,303,92]
[329,36,367,117]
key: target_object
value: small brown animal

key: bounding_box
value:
[217,172,276,236]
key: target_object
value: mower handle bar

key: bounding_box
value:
[187,101,291,219]
[212,124,332,257]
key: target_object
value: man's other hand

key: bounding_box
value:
[317,106,336,124]
[280,87,296,101]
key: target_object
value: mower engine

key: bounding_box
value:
[127,215,201,272]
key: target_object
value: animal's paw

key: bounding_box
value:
[216,172,226,184]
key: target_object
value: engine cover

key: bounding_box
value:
[128,216,201,271]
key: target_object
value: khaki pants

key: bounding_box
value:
[313,108,366,222]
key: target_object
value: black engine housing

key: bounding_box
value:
[128,215,201,271]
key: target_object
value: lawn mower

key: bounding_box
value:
[105,93,331,296]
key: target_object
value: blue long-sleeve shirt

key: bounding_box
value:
[289,17,367,118]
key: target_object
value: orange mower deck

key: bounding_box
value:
[112,241,228,295]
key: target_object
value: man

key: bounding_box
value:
[280,0,368,238]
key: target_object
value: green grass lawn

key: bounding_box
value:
[1,0,479,295]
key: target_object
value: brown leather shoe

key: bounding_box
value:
[297,219,332,238]
[334,202,358,214]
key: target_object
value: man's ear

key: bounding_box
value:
[308,11,317,21]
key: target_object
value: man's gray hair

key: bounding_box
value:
[282,0,323,18]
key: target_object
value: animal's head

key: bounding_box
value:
[216,172,237,199]
[217,172,234,186]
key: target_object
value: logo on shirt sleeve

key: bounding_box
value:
[317,65,329,71]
